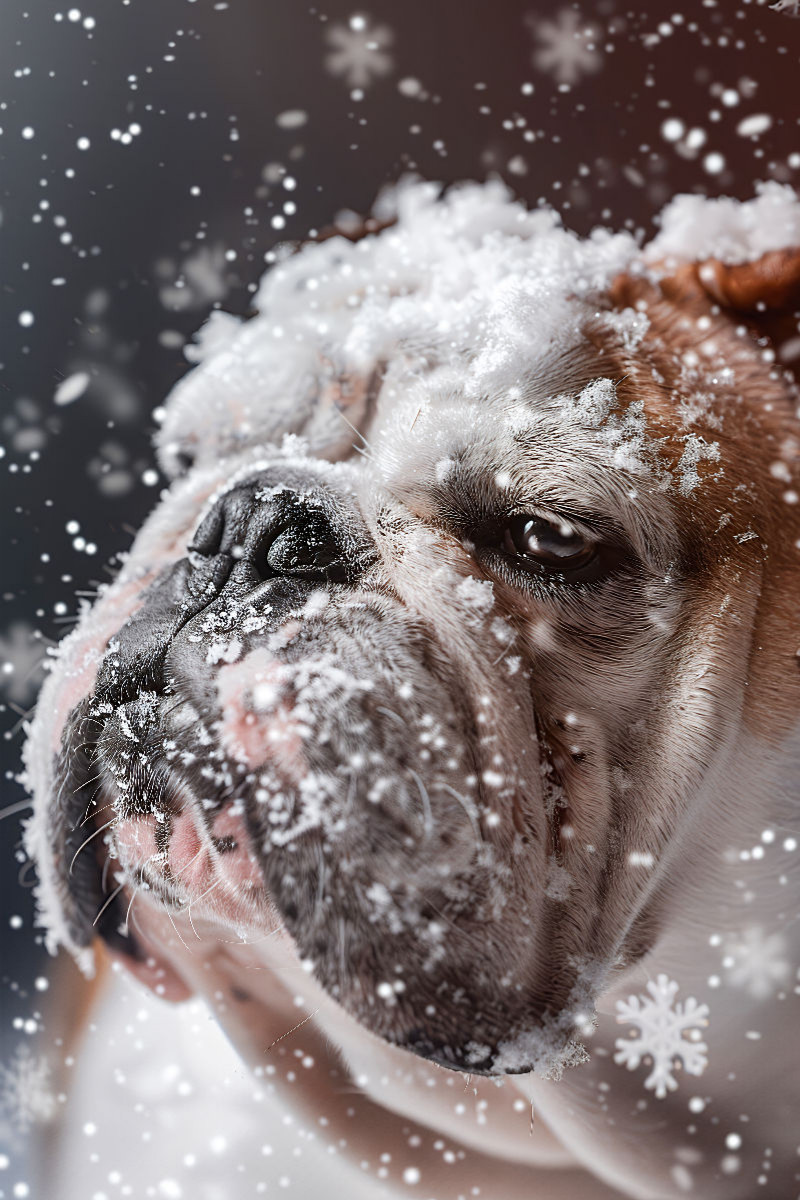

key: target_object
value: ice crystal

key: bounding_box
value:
[721,925,790,999]
[526,9,603,86]
[157,244,231,312]
[0,621,48,707]
[324,16,394,89]
[0,1045,57,1133]
[614,975,709,1099]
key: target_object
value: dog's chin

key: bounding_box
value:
[54,684,591,1082]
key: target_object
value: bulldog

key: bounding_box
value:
[24,181,800,1199]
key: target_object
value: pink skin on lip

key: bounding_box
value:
[216,646,307,779]
[109,802,268,1002]
[114,807,264,919]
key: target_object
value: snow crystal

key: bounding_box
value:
[157,179,638,475]
[205,638,242,665]
[600,306,650,354]
[567,377,617,428]
[526,9,603,87]
[0,622,48,706]
[324,16,394,89]
[614,975,709,1099]
[0,1046,57,1133]
[454,575,495,623]
[676,434,721,496]
[720,925,790,999]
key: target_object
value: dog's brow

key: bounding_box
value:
[385,423,681,574]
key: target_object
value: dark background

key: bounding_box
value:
[1,0,798,1182]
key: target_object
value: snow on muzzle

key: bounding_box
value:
[41,470,374,961]
[41,468,573,1074]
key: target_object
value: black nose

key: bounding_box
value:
[93,478,353,709]
[191,482,347,583]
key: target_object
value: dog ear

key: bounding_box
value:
[693,247,800,313]
[693,248,800,382]
[640,245,800,385]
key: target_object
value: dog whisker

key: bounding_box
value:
[165,907,195,956]
[68,817,117,875]
[434,781,483,843]
[79,798,114,829]
[92,880,127,928]
[407,768,434,838]
[264,1008,320,1052]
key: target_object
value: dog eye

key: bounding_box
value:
[502,514,597,571]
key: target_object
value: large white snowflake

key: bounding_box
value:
[721,925,790,999]
[0,621,48,707]
[614,975,709,1099]
[526,8,603,86]
[324,14,394,89]
[0,1045,58,1133]
[772,1,800,15]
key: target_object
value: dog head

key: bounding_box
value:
[24,181,800,1079]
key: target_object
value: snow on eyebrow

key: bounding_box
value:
[502,380,680,569]
[157,179,639,472]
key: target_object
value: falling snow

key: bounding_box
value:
[614,975,710,1099]
[0,1046,57,1134]
[721,925,791,999]
[324,15,395,89]
[3,1,800,1196]
[0,622,48,707]
[526,8,603,86]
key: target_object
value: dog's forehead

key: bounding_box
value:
[156,180,638,477]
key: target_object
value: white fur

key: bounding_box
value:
[25,182,800,1199]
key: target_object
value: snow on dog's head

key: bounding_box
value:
[23,181,800,1077]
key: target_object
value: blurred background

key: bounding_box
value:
[1,0,798,1189]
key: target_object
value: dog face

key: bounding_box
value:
[25,182,800,1080]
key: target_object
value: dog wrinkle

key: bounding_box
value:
[24,183,800,1197]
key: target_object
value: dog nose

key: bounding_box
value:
[191,483,347,583]
[94,480,352,709]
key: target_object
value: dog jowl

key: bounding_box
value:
[48,452,595,1076]
[25,183,800,1092]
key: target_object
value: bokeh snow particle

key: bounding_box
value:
[0,1046,57,1134]
[0,622,48,708]
[324,15,395,89]
[526,9,603,87]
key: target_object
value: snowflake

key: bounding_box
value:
[324,14,394,89]
[156,244,231,312]
[0,1045,57,1133]
[772,0,800,14]
[0,621,48,707]
[526,8,603,86]
[721,925,790,999]
[614,975,709,1099]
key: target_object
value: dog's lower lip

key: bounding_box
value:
[395,1030,502,1075]
[397,1042,534,1077]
